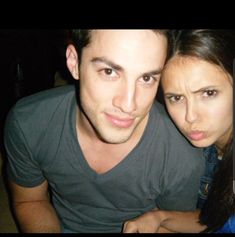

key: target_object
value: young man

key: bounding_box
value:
[4,30,205,233]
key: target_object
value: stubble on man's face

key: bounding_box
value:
[77,30,168,144]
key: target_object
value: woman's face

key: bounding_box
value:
[162,56,233,150]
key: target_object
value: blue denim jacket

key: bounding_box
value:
[216,215,235,233]
[196,145,220,209]
[197,146,235,233]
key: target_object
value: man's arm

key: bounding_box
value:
[123,209,207,233]
[9,180,61,233]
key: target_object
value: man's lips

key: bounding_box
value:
[187,131,206,141]
[105,113,135,128]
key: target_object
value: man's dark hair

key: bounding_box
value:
[70,29,173,63]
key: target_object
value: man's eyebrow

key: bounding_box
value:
[91,57,163,76]
[143,68,163,76]
[91,57,123,71]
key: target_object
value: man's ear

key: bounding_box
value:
[66,44,79,80]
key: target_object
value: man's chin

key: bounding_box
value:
[99,131,133,144]
[102,136,131,144]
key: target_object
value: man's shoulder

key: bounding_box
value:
[151,101,203,156]
[151,101,184,138]
[7,84,76,131]
[16,85,75,108]
[5,85,76,154]
[11,85,75,115]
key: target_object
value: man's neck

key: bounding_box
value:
[75,109,149,174]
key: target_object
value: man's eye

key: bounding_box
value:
[143,75,151,82]
[99,68,119,80]
[140,75,157,85]
[104,68,113,75]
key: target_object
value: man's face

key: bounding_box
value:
[70,30,167,144]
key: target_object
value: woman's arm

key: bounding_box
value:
[123,208,207,233]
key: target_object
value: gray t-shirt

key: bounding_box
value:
[4,85,205,233]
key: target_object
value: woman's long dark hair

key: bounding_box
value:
[170,30,235,232]
[199,139,234,232]
[170,30,235,76]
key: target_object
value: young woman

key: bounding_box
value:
[123,30,235,233]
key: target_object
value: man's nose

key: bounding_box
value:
[113,82,137,114]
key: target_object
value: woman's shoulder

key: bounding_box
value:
[216,215,235,233]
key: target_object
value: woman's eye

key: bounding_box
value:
[167,95,183,103]
[203,90,217,97]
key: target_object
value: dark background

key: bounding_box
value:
[0,30,71,151]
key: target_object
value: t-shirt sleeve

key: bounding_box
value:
[155,138,204,211]
[156,163,202,211]
[4,108,45,187]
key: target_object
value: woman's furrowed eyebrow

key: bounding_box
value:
[164,92,181,97]
[191,85,219,93]
[164,86,220,96]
